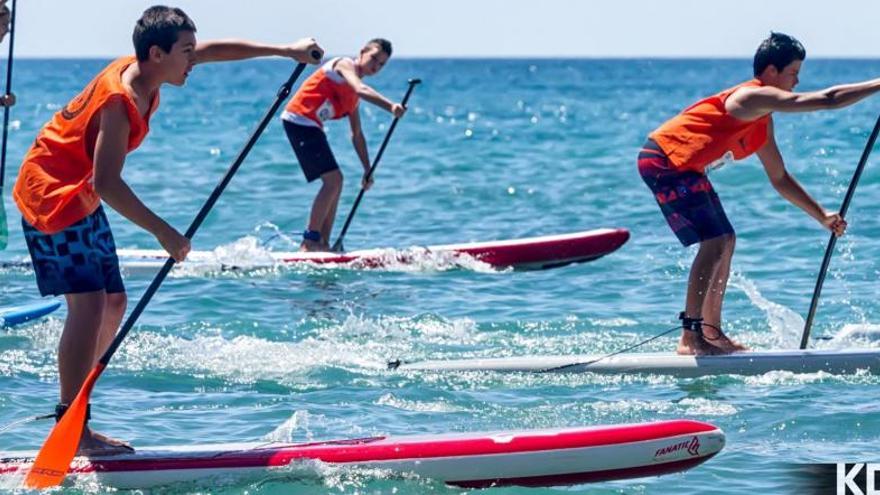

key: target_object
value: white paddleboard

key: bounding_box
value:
[391,348,880,377]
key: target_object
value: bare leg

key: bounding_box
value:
[61,291,133,455]
[678,237,728,356]
[93,291,126,362]
[320,177,343,250]
[60,291,105,404]
[303,170,343,252]
[702,235,748,352]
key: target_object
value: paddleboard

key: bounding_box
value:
[0,300,61,327]
[0,228,628,274]
[391,348,880,377]
[0,420,722,489]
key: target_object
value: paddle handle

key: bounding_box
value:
[99,62,309,366]
[0,0,15,187]
[331,78,421,252]
[800,112,880,349]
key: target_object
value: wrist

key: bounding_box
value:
[152,220,173,239]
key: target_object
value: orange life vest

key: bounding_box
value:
[650,79,770,174]
[14,56,157,233]
[283,57,360,128]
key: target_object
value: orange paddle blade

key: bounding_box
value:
[24,364,104,489]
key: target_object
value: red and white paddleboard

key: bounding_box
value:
[0,420,722,489]
[110,228,629,273]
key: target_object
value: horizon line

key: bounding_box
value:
[9,55,880,61]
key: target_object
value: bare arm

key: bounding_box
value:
[349,108,374,190]
[194,38,322,65]
[729,79,880,119]
[92,99,191,260]
[755,119,846,236]
[335,59,399,113]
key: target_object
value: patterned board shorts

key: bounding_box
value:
[638,139,734,246]
[22,205,125,296]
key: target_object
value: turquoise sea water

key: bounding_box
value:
[2,58,880,493]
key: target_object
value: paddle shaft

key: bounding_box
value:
[0,0,14,187]
[800,112,880,349]
[100,60,310,365]
[331,78,420,252]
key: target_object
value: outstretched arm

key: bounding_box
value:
[755,119,846,236]
[336,59,405,117]
[195,38,323,65]
[729,78,880,120]
[93,99,191,261]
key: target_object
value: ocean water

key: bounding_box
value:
[1,57,880,493]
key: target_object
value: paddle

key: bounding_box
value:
[331,78,421,252]
[0,0,17,250]
[24,58,315,489]
[800,113,880,349]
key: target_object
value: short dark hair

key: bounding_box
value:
[753,32,805,76]
[133,6,197,61]
[367,38,392,57]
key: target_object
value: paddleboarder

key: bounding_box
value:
[639,32,880,355]
[282,38,406,252]
[12,5,322,454]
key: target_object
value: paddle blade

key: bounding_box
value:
[24,364,104,488]
[0,195,7,250]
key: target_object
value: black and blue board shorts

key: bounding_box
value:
[283,120,341,183]
[22,205,125,296]
[637,139,734,246]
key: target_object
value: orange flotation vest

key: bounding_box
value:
[14,56,157,233]
[283,57,360,128]
[650,79,770,174]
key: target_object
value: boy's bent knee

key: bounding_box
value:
[66,291,106,313]
[105,292,127,314]
[321,170,343,192]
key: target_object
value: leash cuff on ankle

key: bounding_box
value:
[678,311,704,336]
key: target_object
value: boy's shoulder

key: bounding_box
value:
[332,57,356,70]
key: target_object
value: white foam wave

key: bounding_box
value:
[110,314,483,385]
[169,238,502,276]
[587,317,638,327]
[826,323,880,347]
[588,398,737,416]
[730,272,804,348]
[170,236,282,278]
[376,393,470,413]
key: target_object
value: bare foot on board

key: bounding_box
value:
[677,332,726,356]
[701,325,749,353]
[299,239,327,252]
[77,428,134,456]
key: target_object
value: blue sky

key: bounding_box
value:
[12,0,880,58]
